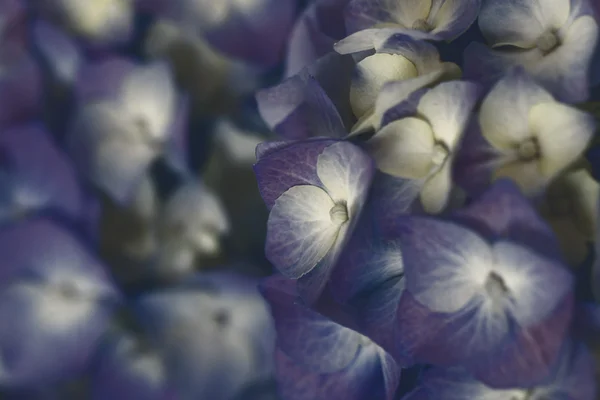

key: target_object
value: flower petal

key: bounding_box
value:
[265,185,339,279]
[316,141,375,210]
[260,275,361,373]
[349,53,418,119]
[419,160,453,214]
[254,138,338,208]
[344,0,432,34]
[416,80,480,149]
[452,179,563,261]
[429,0,481,40]
[533,15,599,103]
[531,102,595,179]
[392,217,492,313]
[119,62,176,142]
[366,117,435,178]
[67,101,157,204]
[479,68,554,152]
[478,0,569,48]
[491,240,573,326]
[256,74,346,140]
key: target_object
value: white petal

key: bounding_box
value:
[120,62,176,142]
[69,102,157,203]
[316,142,374,211]
[366,117,435,178]
[391,0,432,28]
[492,241,573,325]
[416,81,479,149]
[532,16,599,103]
[266,185,339,278]
[479,70,554,152]
[478,0,569,48]
[493,159,545,196]
[420,159,453,214]
[350,53,418,119]
[373,66,458,129]
[530,102,595,179]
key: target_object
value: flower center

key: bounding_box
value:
[329,202,349,225]
[536,31,560,54]
[412,19,433,32]
[485,272,510,302]
[431,142,450,167]
[516,138,540,161]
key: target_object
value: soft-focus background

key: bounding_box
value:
[0,0,309,398]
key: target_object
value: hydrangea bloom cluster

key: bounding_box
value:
[255,0,600,398]
[0,0,599,399]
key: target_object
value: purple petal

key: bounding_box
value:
[302,52,357,129]
[0,54,42,129]
[428,0,481,41]
[253,138,338,209]
[335,28,431,54]
[396,291,574,387]
[414,340,597,399]
[74,57,136,103]
[0,123,85,224]
[32,20,82,85]
[329,206,407,359]
[285,0,351,76]
[261,275,362,373]
[275,346,397,400]
[451,179,564,261]
[390,217,492,313]
[256,74,346,140]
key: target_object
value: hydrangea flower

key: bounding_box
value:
[261,275,400,400]
[340,0,481,49]
[403,341,597,399]
[0,123,87,226]
[456,68,595,198]
[364,80,479,213]
[0,218,119,388]
[254,139,374,303]
[133,272,275,400]
[392,181,574,387]
[465,0,599,102]
[67,59,188,205]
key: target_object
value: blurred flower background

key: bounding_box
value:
[0,0,600,399]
